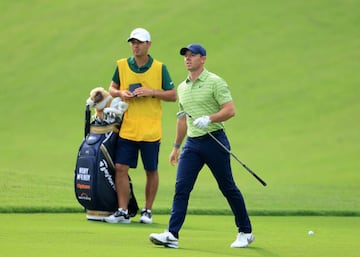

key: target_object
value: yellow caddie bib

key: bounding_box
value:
[117,58,163,141]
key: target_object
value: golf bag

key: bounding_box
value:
[74,106,139,220]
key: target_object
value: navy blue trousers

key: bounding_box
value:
[168,130,252,238]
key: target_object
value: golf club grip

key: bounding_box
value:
[241,163,267,186]
[230,152,267,186]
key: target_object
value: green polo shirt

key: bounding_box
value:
[178,68,233,137]
[112,55,174,90]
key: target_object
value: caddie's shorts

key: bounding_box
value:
[115,137,160,171]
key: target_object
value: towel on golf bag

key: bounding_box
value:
[74,122,139,218]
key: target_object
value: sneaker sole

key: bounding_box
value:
[139,217,152,224]
[230,235,255,248]
[104,219,131,224]
[149,237,178,249]
[150,237,163,245]
[248,236,255,245]
[164,243,178,249]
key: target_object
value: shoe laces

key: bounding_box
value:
[141,209,152,218]
[114,209,129,218]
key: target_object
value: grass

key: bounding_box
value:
[0,0,359,256]
[0,214,359,257]
[0,0,360,215]
[0,0,359,215]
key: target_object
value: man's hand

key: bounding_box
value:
[120,90,135,100]
[169,148,180,166]
[193,116,211,129]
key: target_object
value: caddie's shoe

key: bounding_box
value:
[149,231,178,248]
[139,209,152,224]
[104,209,130,224]
[230,232,255,248]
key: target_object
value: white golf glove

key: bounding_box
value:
[193,116,211,129]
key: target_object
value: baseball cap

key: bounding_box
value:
[180,44,206,56]
[127,28,151,42]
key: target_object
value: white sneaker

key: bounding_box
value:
[230,232,255,248]
[139,209,152,224]
[149,231,178,248]
[104,209,131,224]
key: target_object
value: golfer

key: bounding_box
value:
[105,28,177,224]
[149,43,254,248]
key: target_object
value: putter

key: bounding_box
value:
[176,111,267,186]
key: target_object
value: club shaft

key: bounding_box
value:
[207,132,267,186]
[181,110,267,186]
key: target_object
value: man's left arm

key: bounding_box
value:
[209,101,236,122]
[152,64,176,101]
[193,101,235,129]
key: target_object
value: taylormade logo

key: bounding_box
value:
[99,159,116,190]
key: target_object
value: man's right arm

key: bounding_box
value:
[109,81,121,97]
[109,81,134,100]
[169,116,187,165]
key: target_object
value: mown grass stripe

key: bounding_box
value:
[0,207,358,216]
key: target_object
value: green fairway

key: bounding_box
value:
[1,1,358,255]
[0,214,359,257]
[1,0,359,215]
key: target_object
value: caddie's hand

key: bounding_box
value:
[121,90,134,100]
[193,116,211,129]
[133,87,153,97]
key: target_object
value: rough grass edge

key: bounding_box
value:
[0,207,359,216]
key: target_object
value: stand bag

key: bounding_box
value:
[74,105,138,220]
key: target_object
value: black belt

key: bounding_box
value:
[190,129,224,139]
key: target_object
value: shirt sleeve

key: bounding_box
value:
[112,66,120,84]
[214,77,233,105]
[162,64,174,90]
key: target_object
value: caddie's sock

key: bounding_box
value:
[118,208,128,214]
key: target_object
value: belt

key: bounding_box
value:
[190,129,224,139]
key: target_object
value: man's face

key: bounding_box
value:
[129,39,151,57]
[183,51,206,72]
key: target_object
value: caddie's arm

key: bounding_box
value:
[109,81,133,100]
[152,88,177,102]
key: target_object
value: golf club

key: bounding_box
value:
[177,110,267,187]
[85,104,91,137]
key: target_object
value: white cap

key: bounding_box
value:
[127,28,151,42]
